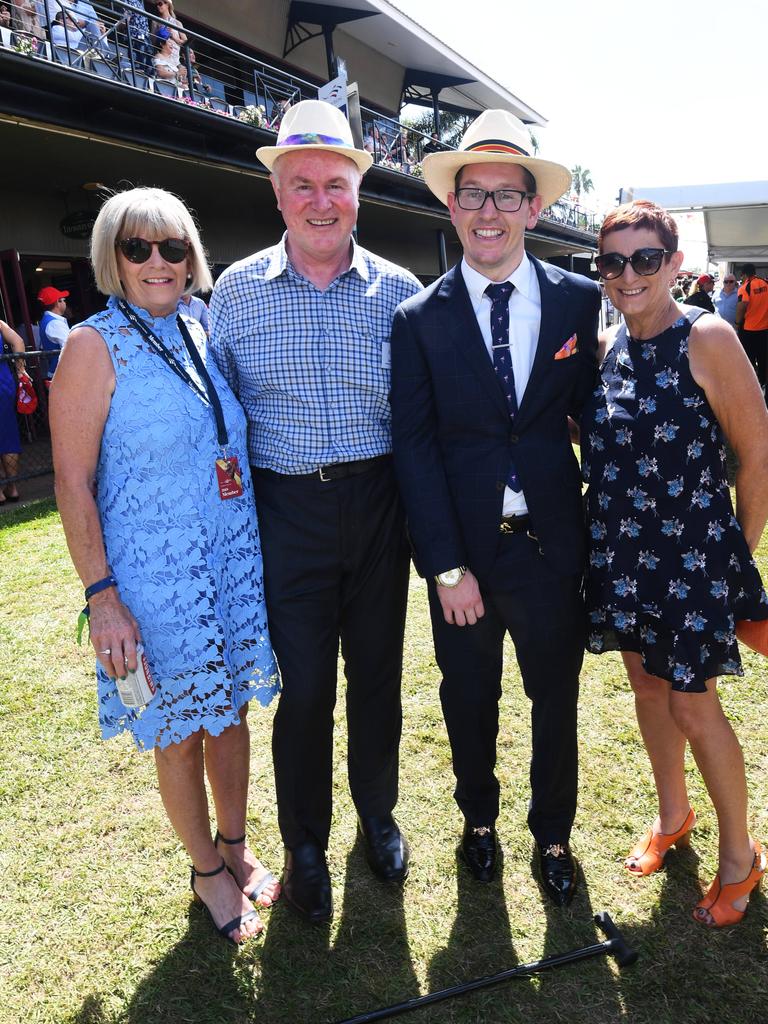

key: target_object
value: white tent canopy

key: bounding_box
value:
[625,182,768,262]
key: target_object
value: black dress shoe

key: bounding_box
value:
[459,822,498,883]
[282,841,333,924]
[536,843,578,907]
[358,814,410,882]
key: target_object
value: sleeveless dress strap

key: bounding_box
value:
[682,306,711,327]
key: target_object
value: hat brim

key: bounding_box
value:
[256,142,373,174]
[422,151,572,209]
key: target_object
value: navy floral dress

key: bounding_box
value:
[581,308,768,691]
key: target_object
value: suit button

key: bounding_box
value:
[510,433,519,444]
[496,481,505,491]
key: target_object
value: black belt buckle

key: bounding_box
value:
[499,514,531,535]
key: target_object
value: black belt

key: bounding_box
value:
[258,454,390,483]
[499,513,532,535]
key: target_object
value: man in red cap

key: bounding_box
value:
[37,286,70,380]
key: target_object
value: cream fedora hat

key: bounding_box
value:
[423,108,571,209]
[256,99,373,173]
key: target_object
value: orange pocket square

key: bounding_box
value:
[554,334,578,360]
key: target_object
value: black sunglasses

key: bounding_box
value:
[594,247,675,281]
[117,237,190,264]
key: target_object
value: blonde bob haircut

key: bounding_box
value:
[90,186,213,299]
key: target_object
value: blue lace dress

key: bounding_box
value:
[581,308,768,691]
[89,297,280,749]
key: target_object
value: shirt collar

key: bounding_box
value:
[461,252,535,307]
[264,232,369,283]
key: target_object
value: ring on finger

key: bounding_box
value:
[98,648,112,655]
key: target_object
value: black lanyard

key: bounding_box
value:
[117,299,229,450]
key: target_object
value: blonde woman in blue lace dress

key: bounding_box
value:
[50,188,280,946]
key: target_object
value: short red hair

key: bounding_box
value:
[598,199,679,253]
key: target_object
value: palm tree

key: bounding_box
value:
[528,129,539,155]
[570,165,594,199]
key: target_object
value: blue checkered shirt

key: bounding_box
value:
[209,235,422,474]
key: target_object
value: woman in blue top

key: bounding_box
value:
[582,200,768,928]
[50,188,280,946]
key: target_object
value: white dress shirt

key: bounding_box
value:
[461,254,541,516]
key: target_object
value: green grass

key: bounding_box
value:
[1,499,767,1024]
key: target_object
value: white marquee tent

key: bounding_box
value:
[623,182,768,263]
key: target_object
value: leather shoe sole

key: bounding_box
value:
[535,843,578,907]
[459,823,498,883]
[358,814,410,883]
[283,842,333,924]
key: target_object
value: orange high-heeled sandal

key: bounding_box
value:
[693,840,766,928]
[625,808,696,876]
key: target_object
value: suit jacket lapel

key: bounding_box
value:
[515,256,568,427]
[438,266,509,418]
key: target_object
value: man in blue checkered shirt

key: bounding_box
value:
[210,100,421,925]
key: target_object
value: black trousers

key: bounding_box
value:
[428,530,585,847]
[739,328,768,394]
[252,459,410,850]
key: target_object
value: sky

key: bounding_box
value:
[395,0,766,267]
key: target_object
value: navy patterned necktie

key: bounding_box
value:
[485,281,521,492]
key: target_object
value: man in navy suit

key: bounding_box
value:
[390,110,599,905]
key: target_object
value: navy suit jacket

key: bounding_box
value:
[390,255,600,584]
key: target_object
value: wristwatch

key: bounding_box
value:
[435,566,467,588]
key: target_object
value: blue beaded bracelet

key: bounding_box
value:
[84,574,118,601]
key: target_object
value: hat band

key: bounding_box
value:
[279,132,351,148]
[465,139,530,158]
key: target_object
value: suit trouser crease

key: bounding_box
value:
[252,463,409,849]
[429,532,584,845]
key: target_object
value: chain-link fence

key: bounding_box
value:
[1,351,53,484]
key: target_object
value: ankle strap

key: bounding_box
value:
[191,858,226,878]
[215,830,246,846]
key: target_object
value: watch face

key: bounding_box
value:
[438,567,464,587]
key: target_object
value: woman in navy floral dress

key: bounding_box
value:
[582,200,768,927]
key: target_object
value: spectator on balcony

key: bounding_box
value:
[65,0,107,50]
[423,132,445,155]
[151,0,185,57]
[0,4,10,29]
[153,25,186,85]
[50,9,84,50]
[386,127,413,172]
[38,285,70,379]
[210,100,422,926]
[119,0,154,73]
[362,123,382,161]
[12,0,45,40]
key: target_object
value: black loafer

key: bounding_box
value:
[358,814,410,883]
[536,843,578,907]
[459,822,498,883]
[282,841,333,924]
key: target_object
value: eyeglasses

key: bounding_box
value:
[454,188,534,213]
[723,278,736,284]
[594,247,675,281]
[117,237,189,264]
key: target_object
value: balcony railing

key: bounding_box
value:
[0,0,596,235]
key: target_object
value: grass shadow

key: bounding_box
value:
[421,847,519,1021]
[610,841,768,1023]
[113,901,255,1024]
